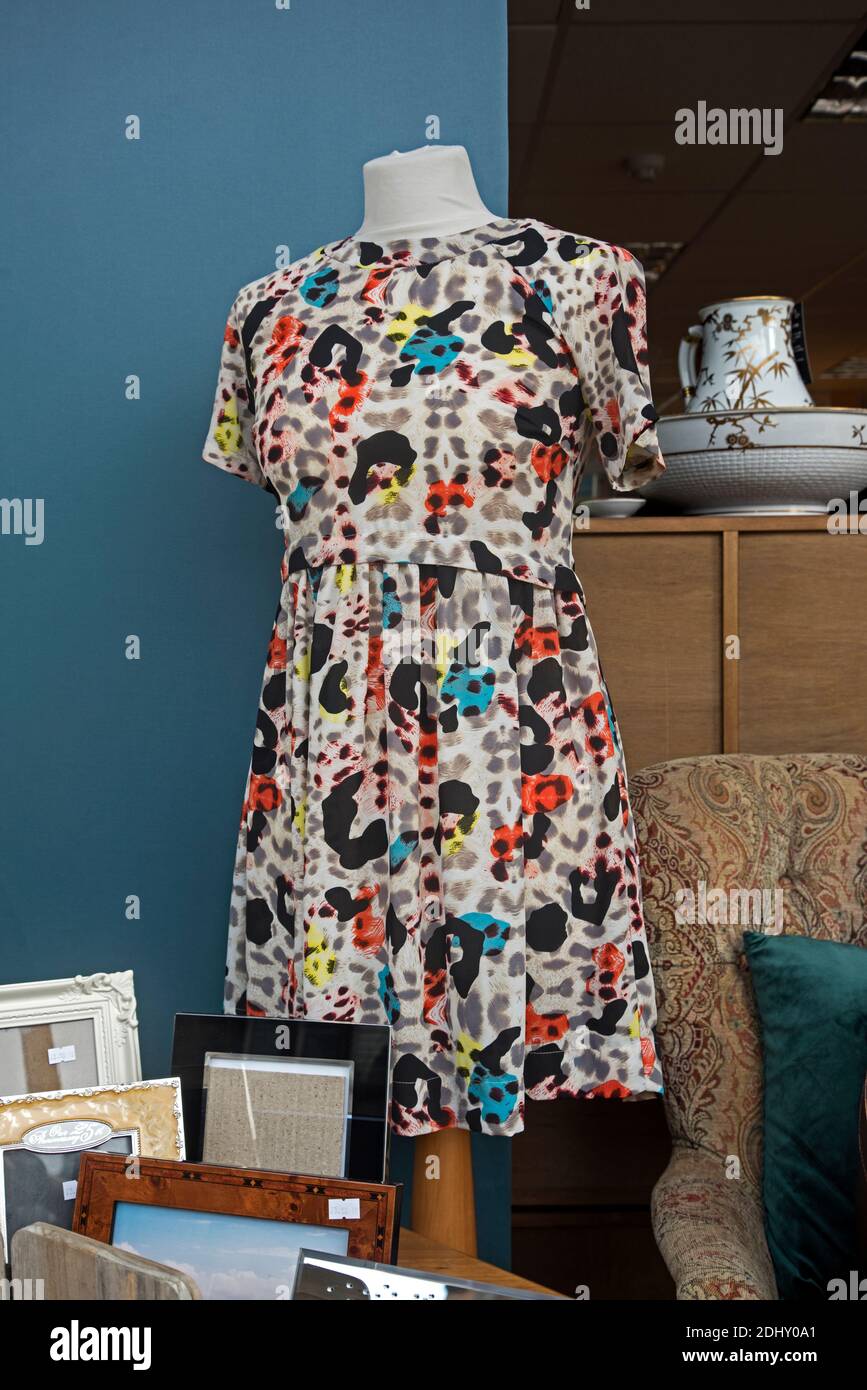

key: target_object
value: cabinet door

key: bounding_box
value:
[739,532,867,754]
[573,533,722,769]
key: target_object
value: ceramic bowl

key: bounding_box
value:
[585,498,646,519]
[643,407,867,514]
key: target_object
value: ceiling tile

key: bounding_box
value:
[521,190,724,245]
[686,190,867,270]
[511,120,755,194]
[510,0,561,22]
[509,121,533,175]
[566,1,865,20]
[545,24,855,123]
[743,120,867,190]
[508,25,557,123]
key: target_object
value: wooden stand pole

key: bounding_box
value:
[411,1128,477,1256]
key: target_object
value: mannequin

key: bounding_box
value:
[354,144,497,245]
[356,142,492,1257]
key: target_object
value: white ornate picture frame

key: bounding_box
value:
[0,973,142,1094]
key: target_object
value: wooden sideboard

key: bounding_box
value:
[511,512,865,1298]
[572,514,867,768]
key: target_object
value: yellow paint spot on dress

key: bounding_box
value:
[336,563,356,594]
[456,1032,480,1080]
[568,245,607,270]
[496,325,534,368]
[386,303,428,346]
[320,673,350,724]
[446,811,479,856]
[435,631,458,684]
[379,462,416,504]
[214,398,243,455]
[304,924,336,988]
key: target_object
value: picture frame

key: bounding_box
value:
[0,972,142,1093]
[291,1249,567,1301]
[171,1014,391,1182]
[74,1153,402,1301]
[0,1077,185,1265]
[202,1052,354,1180]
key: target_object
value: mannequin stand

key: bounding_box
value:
[359,143,488,1262]
[411,1128,477,1256]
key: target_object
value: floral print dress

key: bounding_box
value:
[202,215,666,1137]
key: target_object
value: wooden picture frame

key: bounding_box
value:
[0,972,142,1093]
[74,1153,401,1299]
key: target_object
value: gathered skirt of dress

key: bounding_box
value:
[223,555,663,1137]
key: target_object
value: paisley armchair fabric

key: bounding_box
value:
[631,754,867,1300]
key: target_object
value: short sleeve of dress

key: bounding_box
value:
[201,294,266,487]
[567,244,666,494]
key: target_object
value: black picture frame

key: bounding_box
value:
[171,1015,391,1183]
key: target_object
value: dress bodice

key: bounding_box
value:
[203,215,665,590]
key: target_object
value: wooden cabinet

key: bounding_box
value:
[572,515,867,767]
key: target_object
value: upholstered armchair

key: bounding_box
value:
[630,753,867,1300]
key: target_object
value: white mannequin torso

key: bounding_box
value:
[353,144,497,243]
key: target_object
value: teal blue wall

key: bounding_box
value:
[0,0,510,1266]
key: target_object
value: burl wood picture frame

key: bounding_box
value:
[74,1153,402,1292]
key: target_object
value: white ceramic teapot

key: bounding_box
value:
[678,297,813,413]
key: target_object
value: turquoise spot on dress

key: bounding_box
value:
[534,279,554,314]
[377,964,400,1023]
[286,478,318,518]
[389,831,417,870]
[455,912,509,956]
[603,683,620,753]
[400,327,463,377]
[442,663,495,716]
[301,268,339,308]
[468,1064,519,1124]
[381,571,403,629]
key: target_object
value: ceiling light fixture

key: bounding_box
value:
[820,356,867,379]
[623,153,666,182]
[623,242,684,285]
[805,28,867,120]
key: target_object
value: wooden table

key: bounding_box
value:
[398,1228,557,1295]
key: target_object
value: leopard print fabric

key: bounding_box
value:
[202,215,666,1136]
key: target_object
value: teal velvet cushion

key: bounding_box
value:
[744,930,867,1300]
